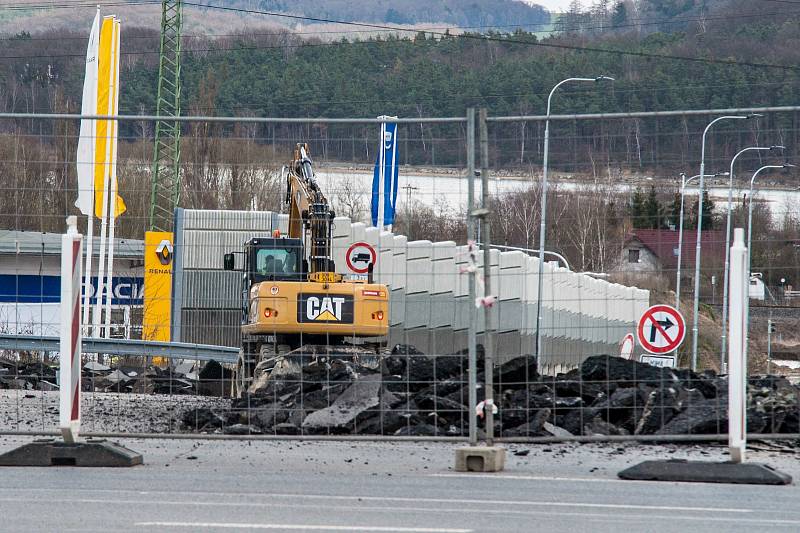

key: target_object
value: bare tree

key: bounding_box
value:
[333,175,368,223]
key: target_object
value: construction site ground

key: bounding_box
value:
[0,437,798,532]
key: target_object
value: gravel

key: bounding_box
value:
[0,390,229,434]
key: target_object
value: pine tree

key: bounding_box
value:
[668,192,681,230]
[701,191,715,230]
[630,187,645,229]
[611,1,628,28]
[644,186,661,229]
[689,191,715,230]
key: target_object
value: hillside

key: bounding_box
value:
[218,0,550,27]
[0,0,550,35]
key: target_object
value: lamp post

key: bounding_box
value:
[534,75,613,363]
[676,172,727,310]
[747,164,794,272]
[720,145,784,371]
[690,114,753,372]
[746,163,794,354]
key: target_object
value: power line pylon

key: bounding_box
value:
[149,0,183,232]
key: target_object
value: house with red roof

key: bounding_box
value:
[615,229,727,281]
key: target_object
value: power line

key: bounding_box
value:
[111,78,800,115]
[175,2,800,73]
[3,21,800,77]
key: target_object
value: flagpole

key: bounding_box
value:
[387,121,397,233]
[92,16,115,340]
[377,118,386,230]
[81,215,94,332]
[104,19,121,338]
[79,8,100,335]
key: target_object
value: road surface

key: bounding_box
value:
[0,437,798,532]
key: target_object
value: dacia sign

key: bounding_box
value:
[298,293,354,324]
[0,274,143,305]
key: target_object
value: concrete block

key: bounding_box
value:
[453,245,471,298]
[454,446,506,472]
[0,439,143,467]
[619,460,791,485]
[497,299,524,332]
[453,295,470,332]
[404,292,431,329]
[430,293,456,329]
[429,328,456,356]
[406,240,433,295]
[391,235,408,291]
[375,230,396,285]
[431,241,457,296]
[390,287,406,327]
[350,222,367,244]
[332,217,352,277]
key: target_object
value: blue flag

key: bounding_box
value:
[371,120,399,228]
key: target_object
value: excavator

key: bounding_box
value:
[224,143,389,396]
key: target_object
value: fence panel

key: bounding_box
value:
[0,111,798,442]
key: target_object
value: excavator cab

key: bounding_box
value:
[247,238,305,282]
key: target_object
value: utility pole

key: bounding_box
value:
[149,0,183,232]
[479,108,496,447]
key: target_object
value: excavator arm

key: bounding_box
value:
[284,144,336,275]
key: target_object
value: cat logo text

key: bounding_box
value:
[298,293,354,324]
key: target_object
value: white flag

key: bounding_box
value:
[75,9,100,216]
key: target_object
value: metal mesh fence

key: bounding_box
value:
[0,111,799,441]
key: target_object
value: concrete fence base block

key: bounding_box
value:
[0,438,143,467]
[618,459,791,485]
[454,446,506,472]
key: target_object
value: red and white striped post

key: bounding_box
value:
[59,216,83,443]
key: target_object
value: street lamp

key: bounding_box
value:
[747,163,795,272]
[745,163,795,353]
[675,171,728,310]
[534,75,614,362]
[719,145,784,371]
[690,114,756,371]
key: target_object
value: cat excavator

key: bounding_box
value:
[224,143,389,396]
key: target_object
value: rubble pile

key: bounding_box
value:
[181,346,800,437]
[0,358,231,397]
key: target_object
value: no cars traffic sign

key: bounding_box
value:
[345,242,377,274]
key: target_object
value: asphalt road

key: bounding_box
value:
[0,437,799,532]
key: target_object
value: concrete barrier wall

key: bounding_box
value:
[173,209,651,373]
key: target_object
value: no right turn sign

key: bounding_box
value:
[636,304,686,355]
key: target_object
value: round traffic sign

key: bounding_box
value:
[636,304,686,355]
[345,242,377,274]
[619,333,635,360]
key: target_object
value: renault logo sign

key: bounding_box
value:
[155,239,173,266]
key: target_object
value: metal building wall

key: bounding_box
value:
[171,208,281,347]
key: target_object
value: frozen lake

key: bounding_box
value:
[316,169,800,224]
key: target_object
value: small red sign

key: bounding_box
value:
[345,242,377,274]
[619,333,635,360]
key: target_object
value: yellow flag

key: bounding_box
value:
[93,16,126,218]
